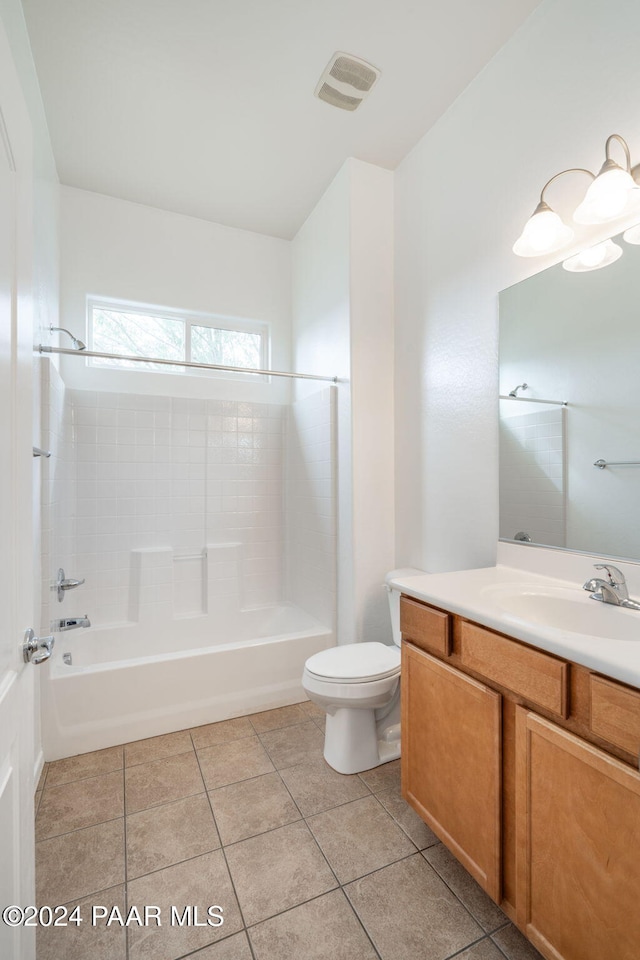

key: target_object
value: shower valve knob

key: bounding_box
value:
[56,568,85,602]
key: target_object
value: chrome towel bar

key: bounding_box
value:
[594,459,640,469]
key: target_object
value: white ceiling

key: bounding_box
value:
[22,0,541,239]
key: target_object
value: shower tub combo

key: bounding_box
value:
[43,600,333,760]
[40,363,337,760]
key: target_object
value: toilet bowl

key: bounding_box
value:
[301,567,423,774]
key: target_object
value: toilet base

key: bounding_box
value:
[323,692,401,775]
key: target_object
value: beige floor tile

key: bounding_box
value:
[249,704,307,733]
[124,730,194,766]
[208,771,300,845]
[249,889,378,960]
[190,717,254,749]
[298,700,325,721]
[298,699,326,732]
[424,844,507,933]
[279,757,370,817]
[197,736,274,790]
[36,885,126,960]
[189,931,253,959]
[36,771,124,840]
[225,820,337,925]
[345,854,482,960]
[259,721,324,770]
[377,787,439,849]
[126,793,220,879]
[358,758,401,795]
[36,819,125,905]
[127,850,242,960]
[35,789,43,817]
[125,751,204,814]
[456,941,507,960]
[307,795,416,883]
[46,746,124,787]
[492,924,545,960]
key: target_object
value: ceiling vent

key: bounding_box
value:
[314,52,380,112]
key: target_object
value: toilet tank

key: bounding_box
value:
[385,568,425,647]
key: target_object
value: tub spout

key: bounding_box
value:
[52,616,91,632]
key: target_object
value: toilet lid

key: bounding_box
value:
[305,642,401,683]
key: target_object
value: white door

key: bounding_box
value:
[0,18,38,960]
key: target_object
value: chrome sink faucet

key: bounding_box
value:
[582,564,640,610]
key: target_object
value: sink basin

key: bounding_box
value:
[481,584,640,642]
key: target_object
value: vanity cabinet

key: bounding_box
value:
[402,643,501,900]
[400,594,640,960]
[515,710,640,960]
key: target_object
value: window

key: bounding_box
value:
[88,299,268,375]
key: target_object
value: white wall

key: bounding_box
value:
[394,0,640,574]
[57,186,292,402]
[292,158,395,643]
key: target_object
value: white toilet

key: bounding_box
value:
[302,568,423,774]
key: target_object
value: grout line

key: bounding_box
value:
[367,790,422,853]
[491,924,544,960]
[36,813,125,845]
[122,761,130,960]
[39,764,125,792]
[420,845,509,936]
[126,843,225,884]
[124,747,195,769]
[444,933,498,959]
[174,928,251,960]
[190,730,258,960]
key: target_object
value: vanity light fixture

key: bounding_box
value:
[512,169,592,257]
[622,223,640,245]
[573,135,640,224]
[514,134,640,261]
[562,238,623,273]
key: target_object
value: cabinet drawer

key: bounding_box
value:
[459,621,569,718]
[590,674,640,758]
[400,597,451,657]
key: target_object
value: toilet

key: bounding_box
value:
[302,568,423,774]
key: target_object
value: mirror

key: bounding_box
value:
[499,231,640,563]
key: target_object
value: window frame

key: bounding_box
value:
[86,297,270,378]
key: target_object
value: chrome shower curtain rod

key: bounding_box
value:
[37,345,339,383]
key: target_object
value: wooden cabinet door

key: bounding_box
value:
[516,709,640,960]
[401,642,502,901]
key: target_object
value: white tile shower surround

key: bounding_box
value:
[285,388,337,628]
[41,381,335,630]
[499,408,565,548]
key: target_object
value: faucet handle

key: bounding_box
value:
[594,563,626,584]
[594,564,629,599]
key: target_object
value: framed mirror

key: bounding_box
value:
[499,230,640,562]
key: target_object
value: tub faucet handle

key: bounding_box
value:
[56,568,85,602]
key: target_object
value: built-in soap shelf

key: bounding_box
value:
[128,543,243,623]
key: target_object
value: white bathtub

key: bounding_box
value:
[41,604,334,760]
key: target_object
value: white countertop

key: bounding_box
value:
[390,562,640,689]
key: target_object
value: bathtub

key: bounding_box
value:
[41,604,334,760]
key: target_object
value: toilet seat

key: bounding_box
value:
[304,642,401,684]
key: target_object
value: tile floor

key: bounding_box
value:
[34,702,543,960]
